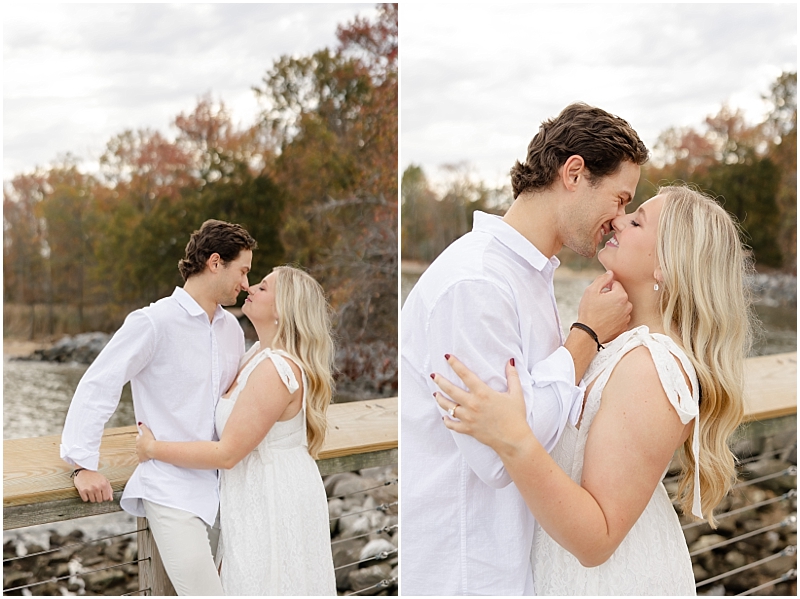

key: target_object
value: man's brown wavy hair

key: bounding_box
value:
[178,219,257,281]
[511,102,649,199]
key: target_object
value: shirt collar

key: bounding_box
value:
[171,286,225,322]
[472,211,559,273]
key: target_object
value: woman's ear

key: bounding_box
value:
[654,266,664,285]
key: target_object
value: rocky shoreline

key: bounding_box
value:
[3,466,398,596]
[748,272,798,307]
[10,334,398,403]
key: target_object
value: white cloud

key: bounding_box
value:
[400,3,797,186]
[3,3,376,180]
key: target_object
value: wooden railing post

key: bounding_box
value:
[137,517,176,596]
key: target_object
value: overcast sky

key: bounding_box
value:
[401,3,797,187]
[3,3,376,181]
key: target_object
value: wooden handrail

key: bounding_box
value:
[3,352,795,529]
[742,352,796,421]
[4,397,397,529]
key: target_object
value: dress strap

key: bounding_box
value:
[264,350,301,395]
[269,349,309,442]
[644,334,703,519]
[236,344,273,389]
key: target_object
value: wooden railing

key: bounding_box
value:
[4,352,796,594]
[4,397,398,595]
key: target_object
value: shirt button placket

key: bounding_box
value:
[210,323,220,438]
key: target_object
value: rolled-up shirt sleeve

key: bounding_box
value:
[427,279,584,488]
[60,311,156,470]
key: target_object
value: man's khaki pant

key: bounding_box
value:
[143,500,224,596]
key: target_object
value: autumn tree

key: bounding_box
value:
[763,72,797,272]
[401,163,508,264]
[3,173,49,306]
[642,73,796,271]
[255,3,398,345]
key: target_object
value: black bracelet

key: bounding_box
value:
[570,322,604,352]
[70,468,86,479]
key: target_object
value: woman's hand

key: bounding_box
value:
[432,355,532,457]
[135,422,156,463]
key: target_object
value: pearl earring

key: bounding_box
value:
[275,319,278,325]
[654,283,659,291]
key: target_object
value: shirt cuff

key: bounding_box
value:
[60,445,100,471]
[531,345,586,426]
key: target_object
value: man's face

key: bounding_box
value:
[216,249,252,306]
[561,160,641,258]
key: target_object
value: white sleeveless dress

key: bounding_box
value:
[215,343,337,596]
[532,325,701,595]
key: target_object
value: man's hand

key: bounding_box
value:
[73,469,114,503]
[136,422,156,463]
[576,270,631,344]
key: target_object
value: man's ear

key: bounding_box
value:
[560,155,585,192]
[207,252,222,273]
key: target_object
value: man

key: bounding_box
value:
[61,219,257,595]
[401,103,649,595]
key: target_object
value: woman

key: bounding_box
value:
[432,185,753,595]
[136,266,337,595]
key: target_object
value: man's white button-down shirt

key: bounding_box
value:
[61,287,244,525]
[401,212,585,595]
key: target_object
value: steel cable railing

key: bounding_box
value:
[3,558,149,594]
[345,576,398,595]
[678,441,796,596]
[3,475,398,596]
[328,476,398,596]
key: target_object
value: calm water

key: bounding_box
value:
[3,274,795,441]
[3,360,135,441]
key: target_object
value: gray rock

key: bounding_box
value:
[4,569,34,588]
[324,473,352,497]
[333,473,380,502]
[328,497,344,535]
[339,513,372,539]
[690,534,726,554]
[358,538,396,562]
[332,538,365,591]
[30,580,59,595]
[84,567,126,590]
[347,563,392,595]
[724,551,747,568]
[763,530,782,552]
[692,562,709,581]
[682,525,703,547]
[21,332,112,364]
[699,583,726,596]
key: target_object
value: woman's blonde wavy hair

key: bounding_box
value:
[655,185,755,527]
[271,265,335,459]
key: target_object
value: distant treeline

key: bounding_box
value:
[402,72,797,274]
[4,5,398,346]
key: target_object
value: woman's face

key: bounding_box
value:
[598,194,665,287]
[242,272,279,324]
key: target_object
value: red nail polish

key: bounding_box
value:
[433,392,437,397]
[510,358,515,367]
[430,373,435,379]
[444,353,451,360]
[138,422,142,426]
